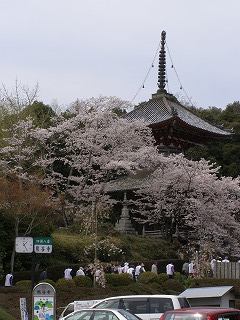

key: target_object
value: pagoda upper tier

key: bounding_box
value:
[125,31,231,153]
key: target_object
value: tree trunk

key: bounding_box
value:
[10,247,15,274]
[10,216,19,273]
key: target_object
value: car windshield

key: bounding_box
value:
[93,300,119,309]
[164,312,205,320]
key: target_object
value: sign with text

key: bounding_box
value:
[20,297,28,320]
[34,237,52,254]
[32,282,56,320]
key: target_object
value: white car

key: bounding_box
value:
[61,308,141,320]
[59,300,101,319]
[91,295,190,320]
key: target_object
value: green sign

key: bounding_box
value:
[34,237,52,245]
[34,237,52,254]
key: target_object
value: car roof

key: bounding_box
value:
[164,307,240,315]
[67,308,134,313]
[71,308,122,311]
[96,295,182,299]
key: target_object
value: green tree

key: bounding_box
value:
[20,101,56,128]
[186,102,240,177]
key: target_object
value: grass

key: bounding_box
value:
[51,228,179,264]
[0,307,17,320]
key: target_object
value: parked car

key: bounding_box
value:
[91,295,190,320]
[58,303,74,319]
[59,300,101,319]
[61,308,142,320]
[159,307,240,320]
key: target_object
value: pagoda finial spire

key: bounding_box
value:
[157,30,167,93]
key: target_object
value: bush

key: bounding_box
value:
[162,279,184,294]
[56,278,76,290]
[105,273,134,287]
[126,282,162,294]
[15,280,32,292]
[156,273,169,283]
[138,271,158,284]
[73,276,93,287]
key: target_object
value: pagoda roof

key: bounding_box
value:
[105,169,153,193]
[126,92,231,137]
[126,30,231,139]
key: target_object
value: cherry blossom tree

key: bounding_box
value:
[31,96,155,229]
[3,94,240,271]
[133,154,240,258]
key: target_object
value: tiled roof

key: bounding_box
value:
[126,95,231,136]
[105,170,153,193]
[180,286,235,298]
[105,176,145,192]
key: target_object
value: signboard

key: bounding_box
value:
[34,237,52,254]
[32,282,56,320]
[20,297,28,320]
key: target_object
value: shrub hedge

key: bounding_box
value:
[162,279,185,294]
[138,271,158,284]
[105,273,134,287]
[15,280,32,293]
[56,278,76,290]
[73,276,93,287]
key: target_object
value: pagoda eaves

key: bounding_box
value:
[125,31,231,153]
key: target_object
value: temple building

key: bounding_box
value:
[113,30,231,234]
[125,30,231,154]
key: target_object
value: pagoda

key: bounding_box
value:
[125,31,231,153]
[111,31,232,235]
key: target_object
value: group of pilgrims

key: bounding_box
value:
[64,261,157,283]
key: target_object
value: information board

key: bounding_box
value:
[32,282,56,320]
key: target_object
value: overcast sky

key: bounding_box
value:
[1,0,240,110]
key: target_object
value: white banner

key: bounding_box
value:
[20,298,28,320]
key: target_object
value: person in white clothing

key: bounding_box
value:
[222,256,230,262]
[135,263,141,282]
[76,267,85,276]
[123,262,129,273]
[127,265,135,279]
[64,267,73,279]
[117,264,123,274]
[151,261,158,275]
[5,273,13,286]
[188,261,195,277]
[166,263,174,278]
[95,267,101,282]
